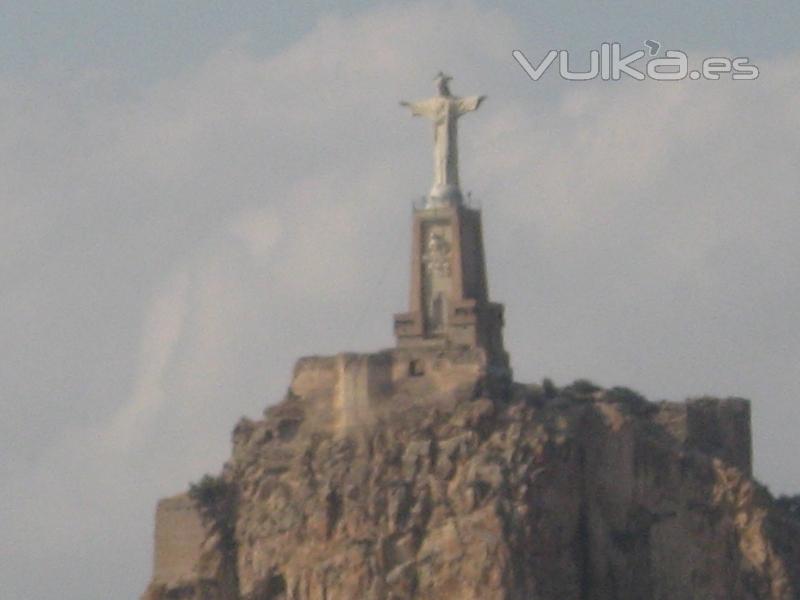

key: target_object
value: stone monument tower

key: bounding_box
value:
[394,73,509,375]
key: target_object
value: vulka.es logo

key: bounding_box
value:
[512,42,759,81]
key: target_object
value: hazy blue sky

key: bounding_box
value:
[2,2,798,82]
[1,2,798,599]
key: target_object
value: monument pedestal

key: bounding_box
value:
[393,202,509,374]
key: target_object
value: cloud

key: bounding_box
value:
[228,207,283,261]
[106,270,190,451]
[1,3,799,599]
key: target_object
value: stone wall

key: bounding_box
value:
[286,348,493,435]
[151,494,209,587]
[686,397,752,475]
[654,397,752,475]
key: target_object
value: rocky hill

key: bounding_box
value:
[142,348,800,600]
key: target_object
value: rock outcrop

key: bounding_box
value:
[142,348,800,600]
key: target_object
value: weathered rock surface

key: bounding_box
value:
[142,350,800,600]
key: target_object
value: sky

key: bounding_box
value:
[1,2,799,598]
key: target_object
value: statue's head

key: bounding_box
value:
[434,72,452,96]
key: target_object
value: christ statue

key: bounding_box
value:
[401,72,485,205]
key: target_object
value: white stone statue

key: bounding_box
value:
[402,72,485,206]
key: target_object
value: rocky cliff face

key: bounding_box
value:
[142,349,800,600]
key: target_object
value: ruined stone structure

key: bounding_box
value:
[142,76,800,600]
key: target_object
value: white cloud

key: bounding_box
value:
[229,207,283,260]
[106,270,190,451]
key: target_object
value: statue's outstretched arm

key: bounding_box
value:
[400,98,438,118]
[456,95,487,114]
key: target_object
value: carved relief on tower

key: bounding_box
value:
[423,230,452,277]
[421,222,453,336]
